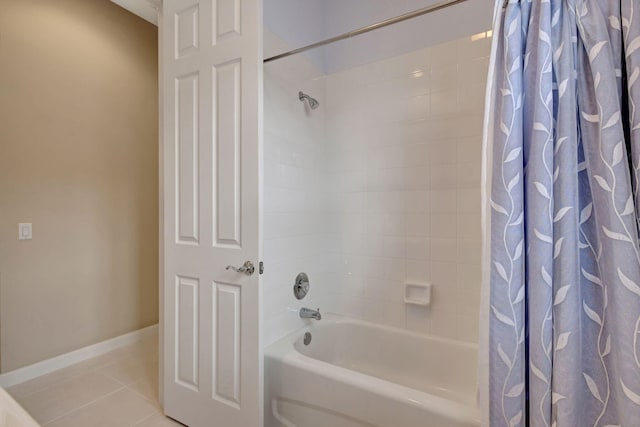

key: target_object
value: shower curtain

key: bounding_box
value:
[480,0,640,426]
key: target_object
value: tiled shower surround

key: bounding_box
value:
[264,31,491,346]
[263,31,331,346]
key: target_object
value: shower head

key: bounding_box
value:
[298,91,320,110]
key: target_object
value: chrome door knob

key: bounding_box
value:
[226,261,255,276]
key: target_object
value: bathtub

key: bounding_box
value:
[265,314,480,427]
[0,388,39,427]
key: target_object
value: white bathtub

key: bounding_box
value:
[265,314,480,427]
[0,388,39,427]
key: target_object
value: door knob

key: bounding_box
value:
[226,261,255,276]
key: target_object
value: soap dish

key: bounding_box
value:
[404,283,432,307]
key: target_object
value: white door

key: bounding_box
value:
[161,0,262,426]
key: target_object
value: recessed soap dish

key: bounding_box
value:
[404,283,432,307]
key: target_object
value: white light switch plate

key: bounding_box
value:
[18,223,32,240]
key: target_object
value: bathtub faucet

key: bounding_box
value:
[300,307,321,320]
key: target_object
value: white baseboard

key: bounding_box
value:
[0,324,158,388]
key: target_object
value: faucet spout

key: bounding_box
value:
[299,307,321,320]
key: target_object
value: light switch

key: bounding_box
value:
[18,223,32,240]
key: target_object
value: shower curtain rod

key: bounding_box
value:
[263,0,469,63]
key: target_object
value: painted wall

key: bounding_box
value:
[320,0,492,73]
[263,0,325,58]
[264,0,493,73]
[0,0,159,371]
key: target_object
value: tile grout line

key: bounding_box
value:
[41,386,126,426]
[97,355,160,390]
[12,338,160,425]
[95,355,164,420]
[10,369,89,400]
[124,380,169,427]
[119,383,162,427]
[9,346,139,400]
[130,412,156,427]
[124,382,161,408]
[98,366,134,388]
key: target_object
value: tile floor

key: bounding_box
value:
[7,331,182,426]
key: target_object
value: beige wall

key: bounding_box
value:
[0,0,159,371]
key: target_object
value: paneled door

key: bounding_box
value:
[161,0,262,426]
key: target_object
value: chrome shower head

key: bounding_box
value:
[298,91,319,110]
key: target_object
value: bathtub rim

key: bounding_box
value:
[265,313,480,426]
[283,313,479,350]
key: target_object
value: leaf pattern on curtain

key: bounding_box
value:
[486,0,640,426]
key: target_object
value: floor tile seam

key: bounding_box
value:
[40,385,127,425]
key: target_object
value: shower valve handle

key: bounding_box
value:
[226,261,255,276]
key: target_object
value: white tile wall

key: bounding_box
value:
[263,30,491,346]
[263,32,334,346]
[319,32,491,343]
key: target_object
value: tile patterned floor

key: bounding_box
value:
[7,331,181,426]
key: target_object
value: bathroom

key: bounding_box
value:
[2,0,639,426]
